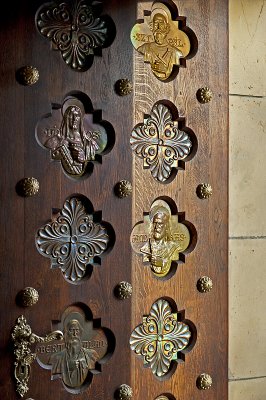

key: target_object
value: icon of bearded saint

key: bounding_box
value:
[49,319,98,388]
[137,9,183,80]
[140,206,181,276]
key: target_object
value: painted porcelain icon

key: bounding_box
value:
[131,199,190,278]
[131,2,191,81]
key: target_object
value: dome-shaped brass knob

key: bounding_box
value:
[116,384,133,400]
[115,180,132,198]
[197,87,213,103]
[17,177,40,197]
[197,276,213,293]
[155,396,170,400]
[16,66,39,86]
[115,79,133,96]
[197,373,213,390]
[197,183,212,199]
[115,282,133,300]
[18,287,39,307]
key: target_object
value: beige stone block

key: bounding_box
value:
[229,96,266,237]
[229,378,266,400]
[229,0,266,96]
[229,239,266,379]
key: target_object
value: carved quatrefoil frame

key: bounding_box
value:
[36,92,115,179]
[130,298,196,379]
[35,196,114,284]
[35,0,116,71]
[130,101,196,183]
[36,304,115,393]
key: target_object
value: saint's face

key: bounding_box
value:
[152,14,169,45]
[66,321,82,345]
[68,107,81,130]
[153,215,167,240]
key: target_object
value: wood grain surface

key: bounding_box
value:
[0,0,228,399]
[131,1,228,399]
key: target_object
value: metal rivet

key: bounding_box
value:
[115,282,133,300]
[115,180,132,198]
[115,79,133,96]
[197,373,213,390]
[197,277,213,293]
[197,183,212,199]
[16,177,40,197]
[115,384,133,400]
[18,287,39,307]
[16,66,39,86]
[197,87,213,103]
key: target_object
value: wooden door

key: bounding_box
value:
[0,1,228,399]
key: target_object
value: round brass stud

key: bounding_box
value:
[197,183,213,199]
[115,79,133,96]
[17,177,40,197]
[197,87,213,104]
[197,276,213,293]
[16,66,39,86]
[115,282,133,300]
[18,287,39,307]
[197,373,213,390]
[116,384,133,400]
[115,180,132,198]
[155,396,170,400]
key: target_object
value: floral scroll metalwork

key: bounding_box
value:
[11,315,63,398]
[130,299,193,378]
[130,103,193,183]
[36,94,113,179]
[131,2,193,81]
[35,0,115,71]
[35,197,110,283]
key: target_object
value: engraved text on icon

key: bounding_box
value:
[36,307,111,391]
[36,96,109,178]
[131,200,190,278]
[131,2,191,81]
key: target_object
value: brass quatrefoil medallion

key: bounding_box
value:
[131,2,193,81]
[131,199,192,279]
[131,102,193,183]
[130,298,194,378]
[35,0,115,71]
[36,196,111,283]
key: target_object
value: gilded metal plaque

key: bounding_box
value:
[36,305,113,391]
[130,298,192,378]
[36,94,112,179]
[130,103,192,183]
[131,2,191,81]
[36,197,110,283]
[131,200,190,278]
[35,0,115,71]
